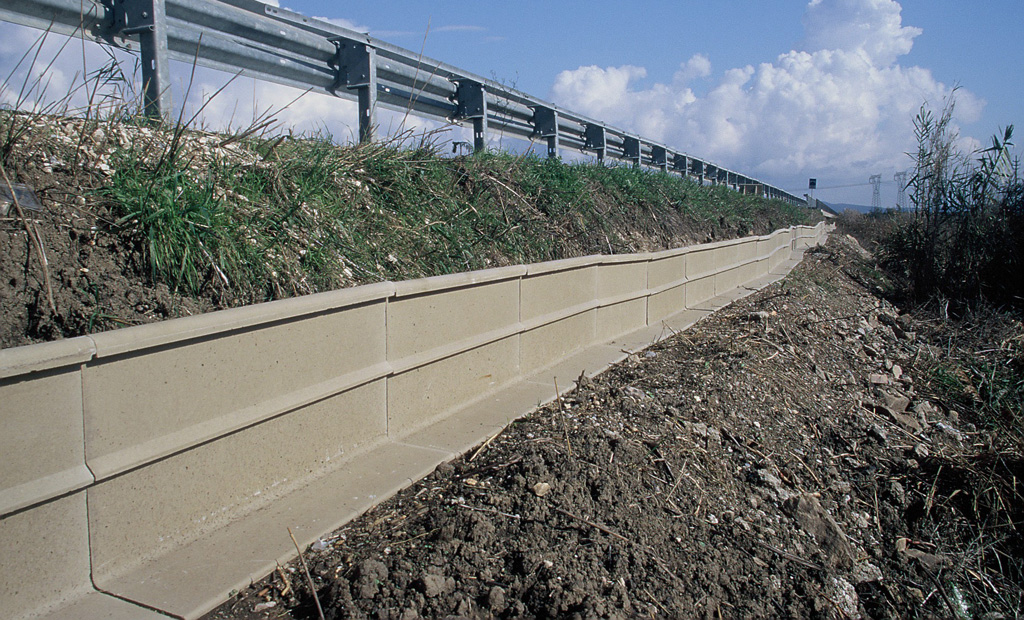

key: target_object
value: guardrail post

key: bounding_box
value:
[105,0,171,121]
[330,37,377,143]
[623,137,641,167]
[584,123,606,162]
[692,160,705,185]
[454,79,487,152]
[531,106,559,158]
[672,153,687,179]
[651,146,668,173]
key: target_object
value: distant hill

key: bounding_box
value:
[832,202,876,213]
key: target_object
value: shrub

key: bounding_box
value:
[881,94,1023,310]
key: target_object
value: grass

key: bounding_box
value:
[90,126,813,301]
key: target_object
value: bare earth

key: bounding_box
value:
[204,235,1022,619]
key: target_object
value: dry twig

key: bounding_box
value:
[288,527,325,620]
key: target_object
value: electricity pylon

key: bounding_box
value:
[894,171,908,210]
[870,174,882,210]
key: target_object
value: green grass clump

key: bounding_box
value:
[97,131,813,303]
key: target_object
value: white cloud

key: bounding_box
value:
[802,0,920,67]
[549,0,984,197]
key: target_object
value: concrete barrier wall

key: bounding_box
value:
[0,222,826,619]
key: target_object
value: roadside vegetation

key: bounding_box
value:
[837,92,1023,489]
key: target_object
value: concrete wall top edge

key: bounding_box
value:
[598,252,653,265]
[0,336,95,379]
[88,281,396,359]
[393,265,527,298]
[525,254,603,275]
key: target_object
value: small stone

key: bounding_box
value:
[487,586,507,612]
[867,423,888,443]
[880,391,910,413]
[785,494,855,569]
[851,562,884,584]
[904,548,950,571]
[890,410,923,433]
[253,601,277,612]
[935,422,964,442]
[892,364,903,379]
[868,373,889,385]
[890,481,906,505]
[464,478,478,486]
[913,443,930,459]
[825,577,859,619]
[419,573,453,598]
[532,482,551,497]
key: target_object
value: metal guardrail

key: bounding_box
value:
[0,0,805,205]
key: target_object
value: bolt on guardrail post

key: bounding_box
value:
[454,79,487,152]
[330,37,377,143]
[105,0,171,121]
[584,123,606,163]
[531,106,559,158]
[623,137,641,167]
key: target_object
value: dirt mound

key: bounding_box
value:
[206,236,1022,619]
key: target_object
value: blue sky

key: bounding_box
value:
[2,0,1021,206]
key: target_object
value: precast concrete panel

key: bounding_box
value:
[0,368,91,515]
[685,247,717,280]
[84,301,387,480]
[520,311,597,374]
[715,265,743,295]
[387,336,520,436]
[389,270,522,361]
[647,284,687,324]
[596,260,648,301]
[0,493,91,620]
[521,262,597,323]
[89,380,387,585]
[0,338,95,515]
[647,253,686,290]
[597,299,648,342]
[730,239,759,264]
[687,274,717,308]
